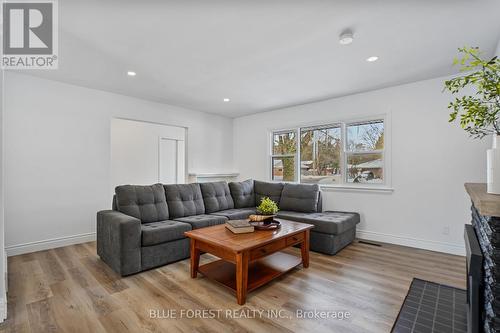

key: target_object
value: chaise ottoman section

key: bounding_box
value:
[276,211,359,234]
[276,210,360,254]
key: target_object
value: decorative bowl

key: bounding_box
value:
[249,214,276,223]
[249,220,281,230]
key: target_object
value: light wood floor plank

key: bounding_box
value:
[0,240,466,333]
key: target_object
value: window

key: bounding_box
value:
[346,120,384,184]
[300,125,342,185]
[271,130,296,181]
[270,118,386,187]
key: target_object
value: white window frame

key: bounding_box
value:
[269,114,392,191]
[344,119,386,185]
[270,129,298,182]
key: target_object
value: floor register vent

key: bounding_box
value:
[358,240,382,247]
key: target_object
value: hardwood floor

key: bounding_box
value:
[0,240,466,333]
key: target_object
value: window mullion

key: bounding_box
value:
[271,154,295,158]
[296,128,300,182]
[341,122,347,185]
[347,149,384,155]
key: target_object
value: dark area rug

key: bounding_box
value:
[391,278,467,333]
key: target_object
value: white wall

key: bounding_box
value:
[233,75,489,255]
[4,72,234,255]
[111,118,186,190]
[0,69,6,320]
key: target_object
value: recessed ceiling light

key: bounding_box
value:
[366,56,379,62]
[127,71,136,76]
[339,31,354,45]
[223,98,230,102]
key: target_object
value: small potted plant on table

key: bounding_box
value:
[249,197,280,229]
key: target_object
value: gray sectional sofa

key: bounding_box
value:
[97,179,359,276]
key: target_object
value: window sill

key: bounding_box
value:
[319,185,394,193]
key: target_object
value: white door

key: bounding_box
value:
[159,137,185,184]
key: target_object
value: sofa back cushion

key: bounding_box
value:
[200,181,234,213]
[115,184,169,223]
[254,180,284,206]
[164,183,205,219]
[229,179,255,208]
[279,183,320,213]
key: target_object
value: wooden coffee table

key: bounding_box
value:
[184,219,313,305]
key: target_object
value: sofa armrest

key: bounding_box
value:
[97,210,142,276]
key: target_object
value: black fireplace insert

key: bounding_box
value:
[465,224,483,333]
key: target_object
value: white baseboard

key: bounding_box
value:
[0,296,6,322]
[4,229,463,257]
[6,232,96,256]
[3,251,6,293]
[356,229,465,256]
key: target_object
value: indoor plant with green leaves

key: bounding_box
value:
[257,197,279,215]
[444,46,500,194]
[252,197,279,223]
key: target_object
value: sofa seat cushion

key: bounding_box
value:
[115,184,169,223]
[229,179,255,208]
[276,211,360,234]
[174,214,228,229]
[141,220,191,246]
[210,208,257,220]
[279,183,320,213]
[200,182,235,213]
[164,184,205,219]
[254,181,284,206]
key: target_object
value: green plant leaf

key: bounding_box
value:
[443,46,500,138]
[256,197,279,215]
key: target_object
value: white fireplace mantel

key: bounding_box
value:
[188,172,239,183]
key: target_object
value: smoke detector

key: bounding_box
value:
[339,31,354,45]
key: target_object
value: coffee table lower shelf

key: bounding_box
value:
[197,251,302,293]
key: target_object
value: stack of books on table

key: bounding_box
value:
[225,220,254,234]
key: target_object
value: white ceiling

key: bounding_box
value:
[22,0,500,118]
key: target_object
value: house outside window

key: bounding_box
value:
[346,120,384,184]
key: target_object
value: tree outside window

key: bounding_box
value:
[272,131,296,181]
[346,121,384,184]
[300,126,342,184]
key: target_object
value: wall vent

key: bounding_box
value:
[358,240,382,247]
